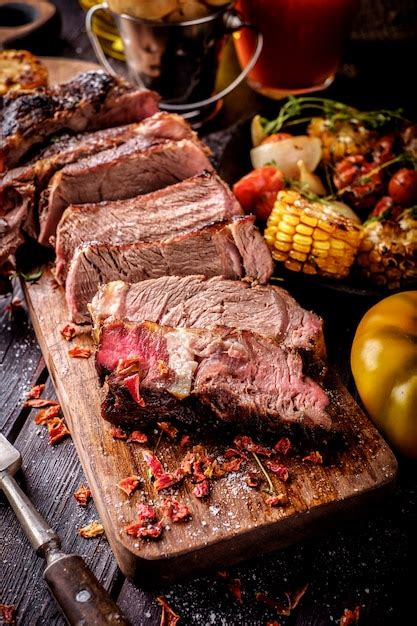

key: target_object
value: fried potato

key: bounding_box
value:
[108,0,177,20]
[0,50,48,96]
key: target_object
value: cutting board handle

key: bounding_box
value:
[0,0,56,48]
[44,553,130,626]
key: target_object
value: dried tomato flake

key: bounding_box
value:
[180,450,194,475]
[143,450,164,478]
[180,435,190,447]
[255,592,291,616]
[228,578,242,603]
[246,471,261,488]
[157,421,178,439]
[47,418,70,445]
[137,522,163,539]
[156,596,180,626]
[274,437,292,455]
[118,475,141,497]
[265,494,287,507]
[127,430,148,444]
[265,461,289,482]
[339,606,360,626]
[110,426,128,440]
[224,447,248,460]
[163,497,191,523]
[73,484,91,507]
[78,521,104,538]
[266,622,281,626]
[221,457,245,473]
[137,503,157,523]
[124,521,144,537]
[193,479,209,498]
[27,384,45,399]
[154,472,181,492]
[34,404,60,425]
[0,603,16,625]
[68,346,92,359]
[60,323,76,341]
[233,435,272,457]
[302,451,323,464]
[25,398,59,408]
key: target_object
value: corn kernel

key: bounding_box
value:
[295,223,313,236]
[312,229,329,241]
[293,233,312,247]
[312,240,331,251]
[293,242,311,254]
[279,221,296,235]
[285,259,302,272]
[277,232,293,243]
[289,250,307,262]
[274,241,292,252]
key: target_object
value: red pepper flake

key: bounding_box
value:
[34,404,61,425]
[193,479,209,498]
[0,604,16,624]
[27,384,45,399]
[156,596,180,626]
[216,570,228,579]
[163,497,191,523]
[118,475,141,497]
[137,522,163,539]
[228,578,242,603]
[221,457,245,473]
[274,437,292,455]
[137,502,157,523]
[143,450,164,478]
[73,484,91,507]
[154,472,182,492]
[180,435,190,447]
[110,426,127,440]
[25,398,59,408]
[255,592,291,616]
[60,323,76,341]
[233,435,272,457]
[157,421,178,439]
[68,345,92,359]
[266,622,281,626]
[127,430,148,444]
[302,451,323,465]
[125,502,163,540]
[224,447,248,460]
[47,418,70,445]
[180,450,194,475]
[265,461,289,482]
[246,471,261,488]
[339,606,360,626]
[265,494,287,507]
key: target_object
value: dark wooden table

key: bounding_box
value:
[1,1,416,624]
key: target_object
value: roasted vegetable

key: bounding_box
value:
[388,168,417,206]
[351,291,417,459]
[251,136,322,178]
[264,190,362,278]
[233,166,285,220]
[0,50,48,96]
[308,117,375,163]
[357,209,417,289]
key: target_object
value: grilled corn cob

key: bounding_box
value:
[308,117,375,163]
[265,190,362,279]
[357,210,417,289]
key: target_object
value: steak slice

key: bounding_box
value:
[89,275,325,356]
[97,320,331,431]
[66,216,273,324]
[0,70,159,172]
[0,112,205,264]
[54,172,242,284]
[39,137,213,245]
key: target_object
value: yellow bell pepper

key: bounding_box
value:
[351,291,417,458]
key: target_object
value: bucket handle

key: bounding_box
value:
[86,2,263,112]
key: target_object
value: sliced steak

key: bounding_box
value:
[0,70,159,172]
[97,320,331,431]
[66,216,273,324]
[55,172,242,284]
[90,275,325,356]
[39,137,213,245]
[0,112,205,264]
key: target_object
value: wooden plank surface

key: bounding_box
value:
[23,269,397,585]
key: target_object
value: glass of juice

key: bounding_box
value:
[234,0,359,99]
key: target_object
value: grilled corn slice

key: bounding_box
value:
[308,117,374,163]
[265,190,362,279]
[357,210,417,289]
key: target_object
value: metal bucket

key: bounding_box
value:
[86,2,262,122]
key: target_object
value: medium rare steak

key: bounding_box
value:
[39,137,213,245]
[89,275,325,356]
[97,320,331,431]
[0,112,204,264]
[66,216,273,324]
[0,70,159,172]
[54,172,242,284]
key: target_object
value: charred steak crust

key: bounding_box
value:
[65,216,273,324]
[0,70,160,172]
[97,320,331,432]
[54,172,242,284]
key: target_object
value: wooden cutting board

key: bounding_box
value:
[23,269,397,585]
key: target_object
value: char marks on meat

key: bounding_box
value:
[89,275,325,356]
[97,320,331,432]
[54,172,241,284]
[0,70,159,172]
[66,216,273,324]
[39,137,213,245]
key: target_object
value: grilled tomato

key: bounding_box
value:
[351,291,417,458]
[233,166,285,220]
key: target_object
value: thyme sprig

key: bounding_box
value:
[252,452,275,495]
